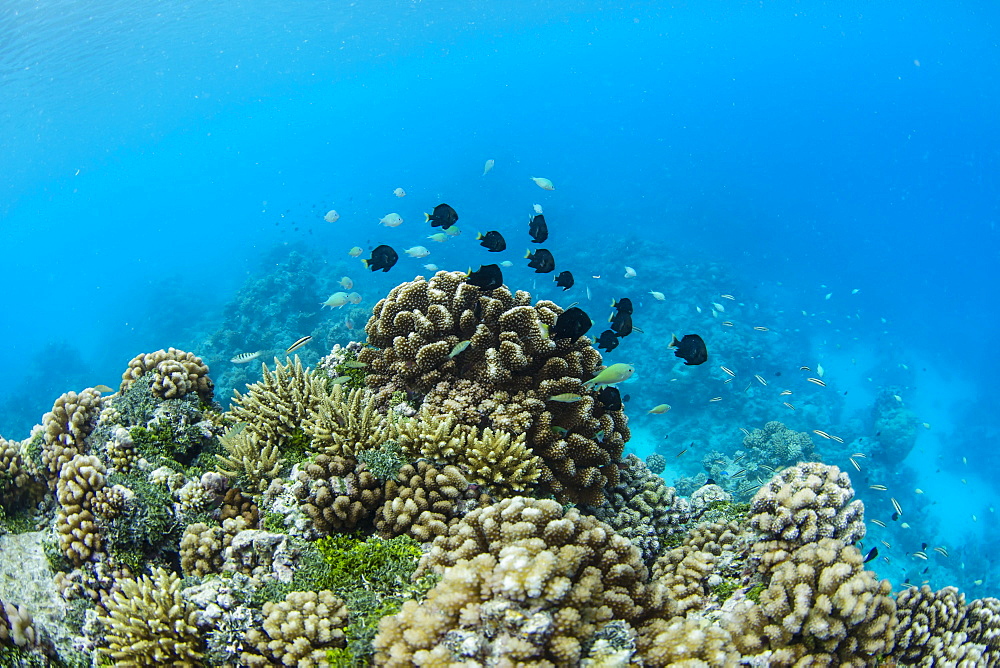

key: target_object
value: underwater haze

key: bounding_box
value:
[2,0,999,598]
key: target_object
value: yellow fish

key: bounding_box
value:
[449,341,471,357]
[93,384,114,393]
[582,363,635,389]
[648,404,671,414]
[427,233,449,242]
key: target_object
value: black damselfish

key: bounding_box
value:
[554,271,574,290]
[864,547,879,563]
[551,307,591,339]
[595,329,620,352]
[528,214,548,243]
[525,248,555,273]
[466,264,503,291]
[425,203,459,230]
[363,245,399,272]
[609,297,633,337]
[477,230,506,252]
[612,297,633,315]
[595,386,622,411]
[670,333,708,365]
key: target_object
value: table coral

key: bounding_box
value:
[358,271,628,504]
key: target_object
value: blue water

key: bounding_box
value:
[2,0,998,594]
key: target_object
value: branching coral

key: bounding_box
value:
[374,496,667,666]
[358,271,628,504]
[40,388,103,485]
[750,461,865,546]
[229,355,327,450]
[119,347,213,402]
[242,589,349,666]
[54,454,106,565]
[303,384,391,457]
[725,537,896,665]
[583,454,691,565]
[293,454,383,534]
[97,567,203,664]
[375,460,482,541]
[892,585,1000,665]
[215,422,284,493]
[742,420,817,468]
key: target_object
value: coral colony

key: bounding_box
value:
[1,272,998,666]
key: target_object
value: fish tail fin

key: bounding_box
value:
[424,212,431,222]
[669,334,679,347]
[476,232,484,240]
[524,249,531,259]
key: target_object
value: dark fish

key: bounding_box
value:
[554,271,574,290]
[891,512,899,521]
[609,298,633,337]
[466,264,503,291]
[477,230,506,252]
[551,307,592,339]
[363,245,398,272]
[609,310,633,337]
[921,542,928,551]
[525,248,555,273]
[596,386,622,410]
[623,394,631,402]
[670,333,708,366]
[528,214,548,243]
[864,547,879,563]
[705,478,716,486]
[425,203,459,230]
[612,298,634,315]
[595,329,620,352]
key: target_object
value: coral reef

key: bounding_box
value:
[742,420,818,469]
[358,271,628,504]
[373,496,666,665]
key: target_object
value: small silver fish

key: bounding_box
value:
[231,351,262,364]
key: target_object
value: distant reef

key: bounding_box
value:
[1,271,996,667]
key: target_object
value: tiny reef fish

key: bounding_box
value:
[870,484,887,491]
[891,498,903,515]
[807,377,827,387]
[231,351,261,364]
[753,326,770,331]
[285,336,312,354]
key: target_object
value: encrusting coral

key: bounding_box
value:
[374,496,667,666]
[97,567,204,664]
[358,271,628,504]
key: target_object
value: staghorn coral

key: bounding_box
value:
[40,387,103,485]
[303,384,392,457]
[358,271,628,504]
[229,355,327,450]
[742,420,817,468]
[583,454,691,565]
[750,461,865,546]
[374,496,667,666]
[726,537,896,665]
[375,460,482,541]
[54,453,106,565]
[215,422,284,493]
[119,347,213,402]
[97,567,204,664]
[242,589,349,667]
[293,454,383,534]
